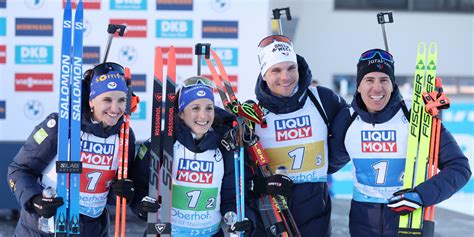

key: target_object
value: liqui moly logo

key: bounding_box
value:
[15,73,53,91]
[80,140,115,166]
[176,159,214,184]
[109,19,147,37]
[361,130,397,152]
[274,115,312,141]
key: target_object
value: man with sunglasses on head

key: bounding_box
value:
[248,35,350,236]
[329,48,471,236]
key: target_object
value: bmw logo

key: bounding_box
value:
[24,100,44,120]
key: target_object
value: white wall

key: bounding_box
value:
[271,0,473,88]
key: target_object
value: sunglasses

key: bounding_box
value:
[181,76,216,89]
[359,49,394,63]
[258,35,292,48]
[91,62,124,78]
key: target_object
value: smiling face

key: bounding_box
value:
[357,71,393,113]
[178,98,215,140]
[263,61,299,97]
[89,90,127,127]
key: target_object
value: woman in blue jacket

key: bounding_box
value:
[130,76,253,236]
[330,48,471,236]
[7,62,137,237]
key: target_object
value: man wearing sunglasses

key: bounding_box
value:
[329,48,471,236]
[249,35,350,236]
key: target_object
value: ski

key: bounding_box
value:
[205,49,300,236]
[55,0,83,236]
[55,0,72,234]
[147,46,176,236]
[399,42,437,236]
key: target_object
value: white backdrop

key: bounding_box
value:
[0,0,271,141]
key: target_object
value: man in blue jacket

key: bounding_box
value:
[249,35,349,236]
[330,48,471,236]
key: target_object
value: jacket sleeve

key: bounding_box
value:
[129,139,151,220]
[327,107,352,174]
[317,86,351,174]
[415,124,472,206]
[7,113,59,211]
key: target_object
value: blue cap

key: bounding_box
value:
[89,70,128,100]
[178,84,214,113]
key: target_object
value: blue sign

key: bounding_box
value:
[156,19,192,38]
[0,101,5,119]
[131,74,146,92]
[83,46,100,64]
[202,20,238,39]
[0,0,5,8]
[15,18,54,36]
[156,0,192,10]
[110,0,147,10]
[442,103,474,193]
[0,18,5,36]
[201,47,237,67]
[15,45,53,64]
[131,101,146,120]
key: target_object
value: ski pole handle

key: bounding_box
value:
[103,24,126,63]
[376,11,393,52]
[194,43,211,76]
[271,7,292,35]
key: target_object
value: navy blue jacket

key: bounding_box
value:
[253,55,349,236]
[330,85,471,236]
[130,107,254,235]
[7,112,136,237]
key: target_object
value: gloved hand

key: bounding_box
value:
[387,188,423,215]
[221,122,259,152]
[31,194,64,218]
[251,174,293,198]
[228,219,253,237]
[111,178,135,202]
[137,196,160,219]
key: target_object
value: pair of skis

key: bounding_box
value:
[55,0,83,236]
[147,46,176,236]
[399,42,449,236]
[203,48,300,236]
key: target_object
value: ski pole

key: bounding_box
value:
[194,43,211,76]
[237,118,246,235]
[103,24,126,63]
[115,67,133,237]
[376,11,394,52]
[271,7,292,35]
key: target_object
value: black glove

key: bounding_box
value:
[111,178,135,202]
[31,194,64,218]
[228,219,253,237]
[137,196,160,219]
[387,188,423,215]
[221,122,259,152]
[251,174,293,197]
